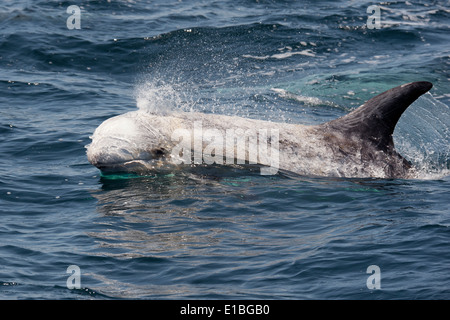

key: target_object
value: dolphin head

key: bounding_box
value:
[86,111,167,173]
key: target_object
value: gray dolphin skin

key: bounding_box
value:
[87,81,433,179]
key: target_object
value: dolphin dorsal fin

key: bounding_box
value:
[323,81,432,151]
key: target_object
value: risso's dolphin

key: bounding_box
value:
[87,81,432,179]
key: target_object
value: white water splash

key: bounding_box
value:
[134,81,184,115]
[395,93,450,179]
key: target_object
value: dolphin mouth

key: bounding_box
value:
[88,145,171,173]
[94,159,152,173]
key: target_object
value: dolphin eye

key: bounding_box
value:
[152,148,167,158]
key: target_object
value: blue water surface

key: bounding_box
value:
[0,0,449,299]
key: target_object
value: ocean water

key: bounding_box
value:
[1,0,449,300]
